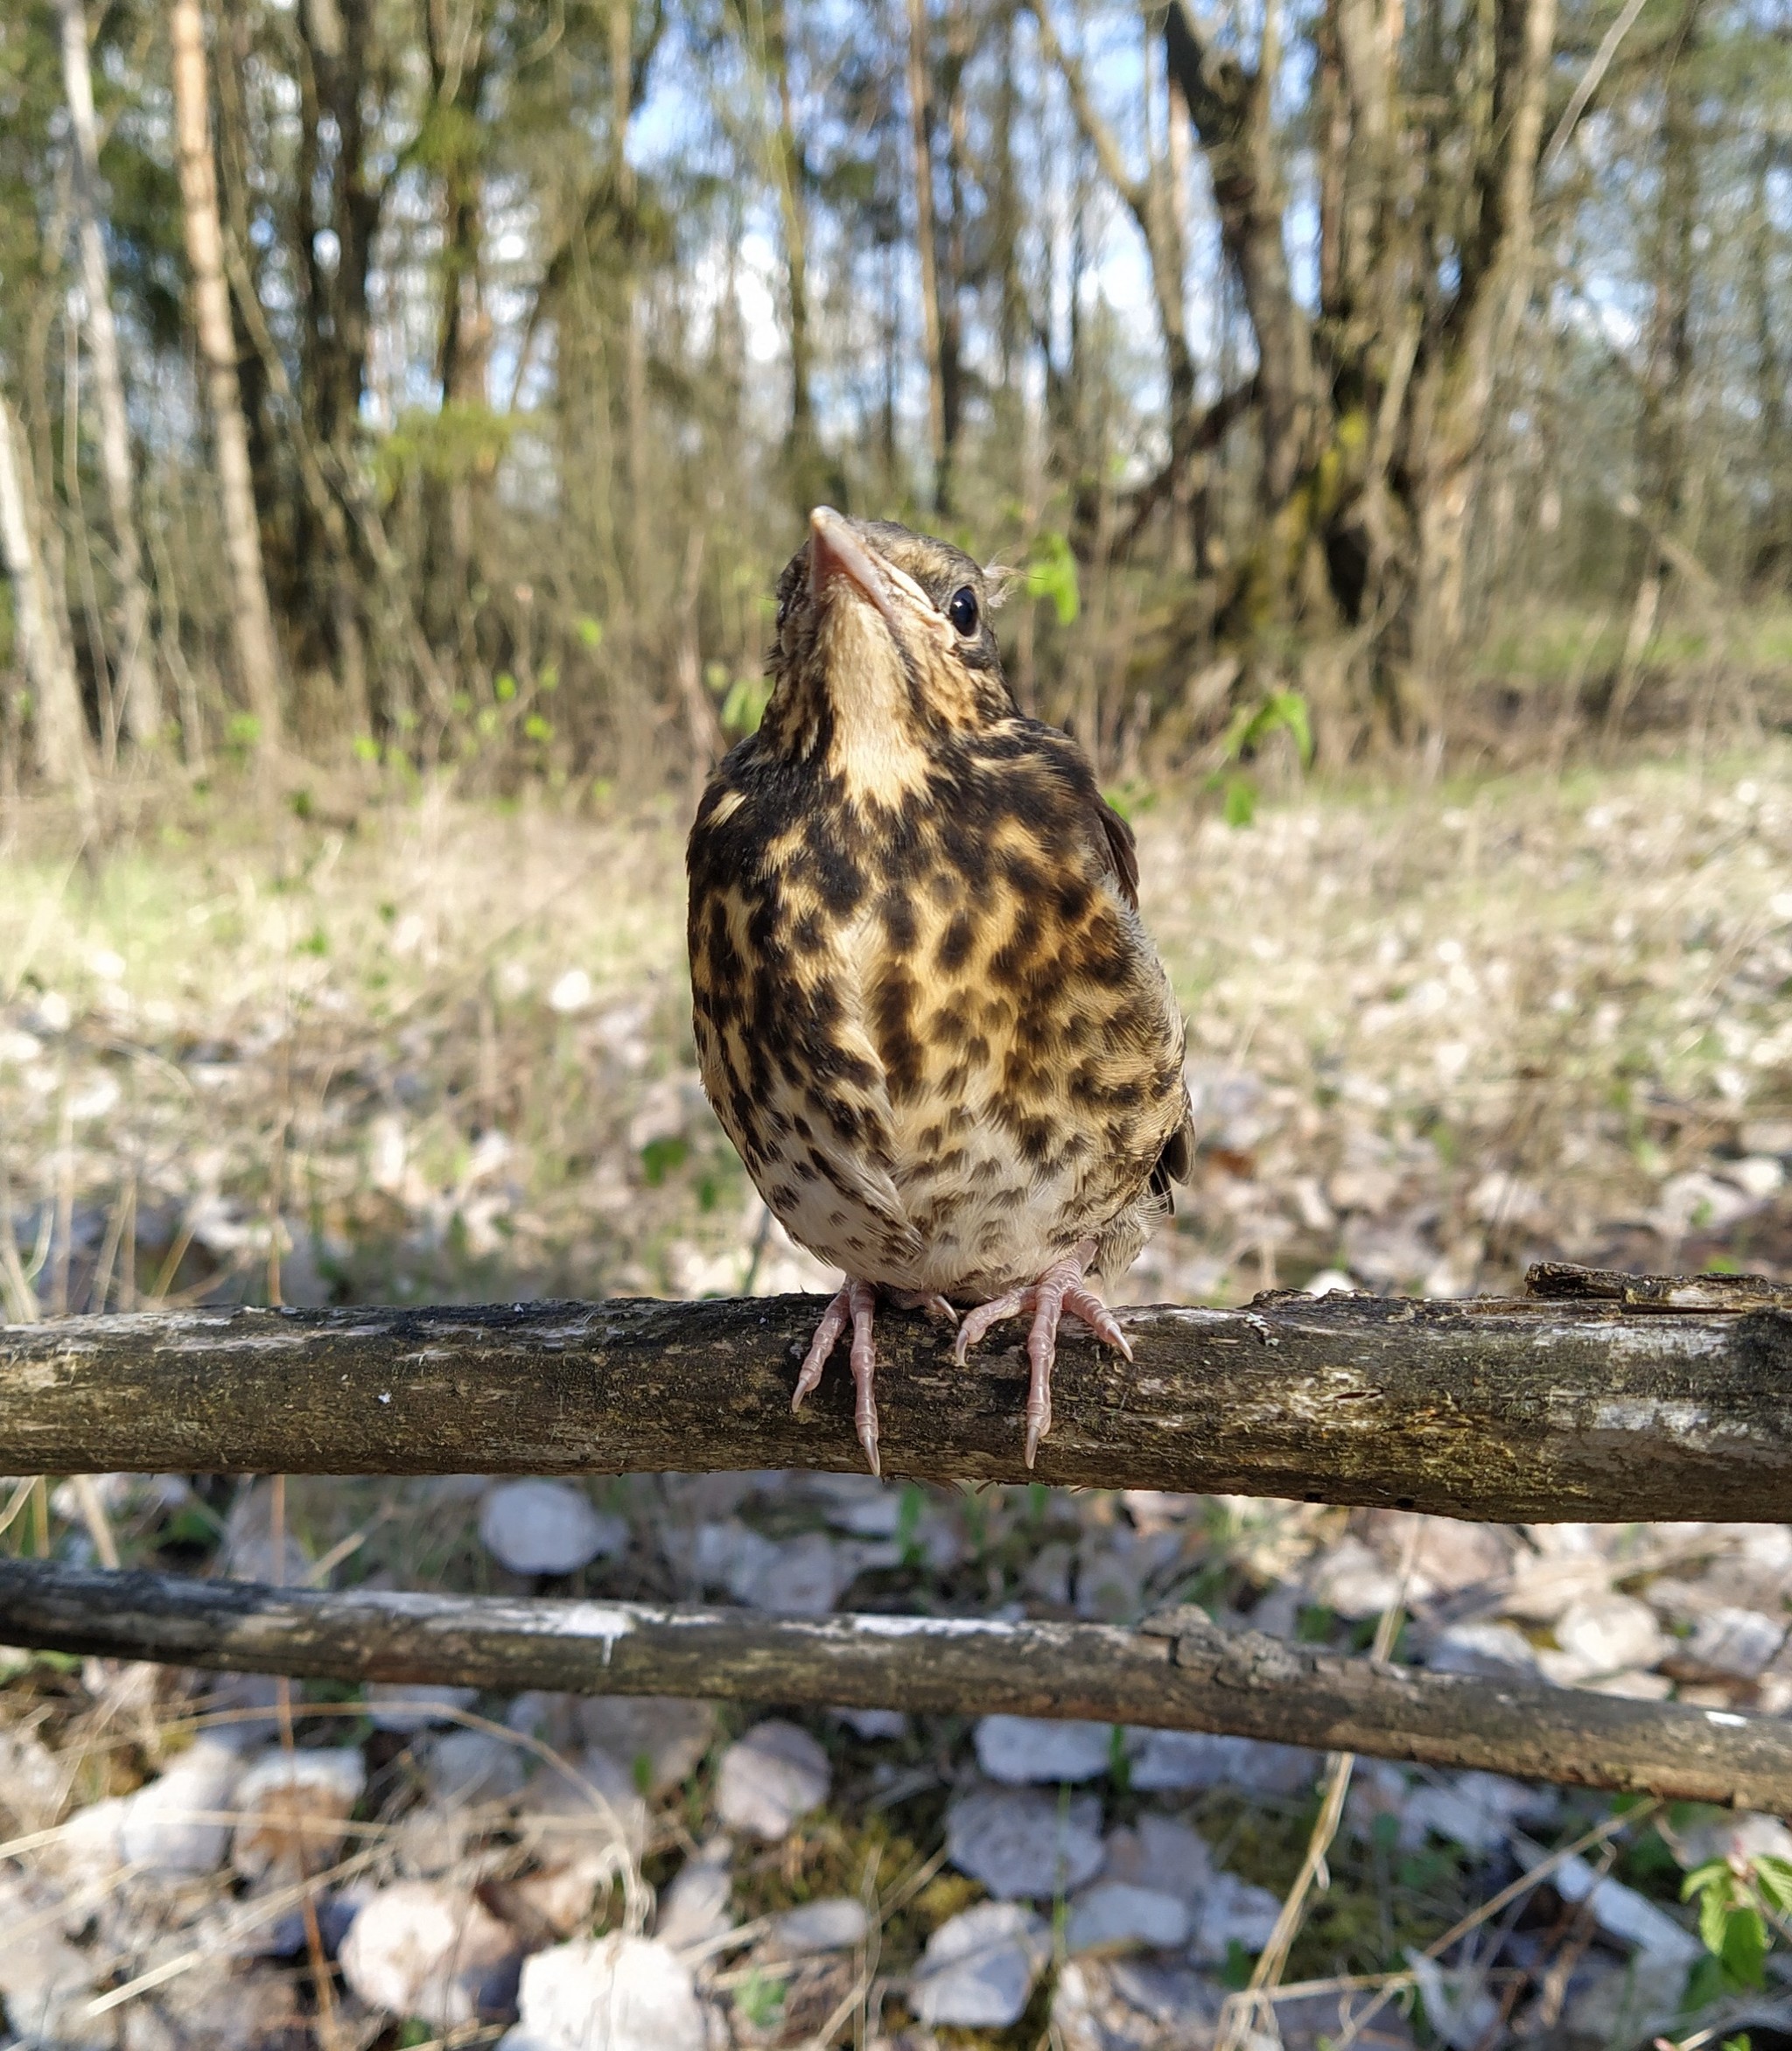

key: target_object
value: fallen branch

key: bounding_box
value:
[1,1562,1787,1807]
[3,1268,1790,1517]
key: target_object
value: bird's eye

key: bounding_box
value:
[947,585,979,636]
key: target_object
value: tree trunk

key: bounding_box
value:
[169,0,284,755]
[762,0,822,514]
[906,0,950,512]
[1406,0,1558,701]
[421,0,491,679]
[0,392,94,802]
[293,0,380,732]
[57,0,161,752]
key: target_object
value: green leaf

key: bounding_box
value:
[1684,1952,1727,2012]
[640,1135,690,1186]
[352,734,381,764]
[495,671,517,703]
[1222,775,1257,829]
[1026,529,1081,626]
[538,662,559,693]
[721,673,774,736]
[523,713,552,742]
[1722,1903,1768,1990]
[735,1966,787,2029]
[1753,1857,1792,1914]
[577,614,604,649]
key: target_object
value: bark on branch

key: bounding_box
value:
[0,1563,1786,1808]
[4,1269,1791,1519]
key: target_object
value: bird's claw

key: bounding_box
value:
[793,1279,882,1475]
[952,1248,1130,1467]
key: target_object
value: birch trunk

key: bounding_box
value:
[0,393,94,801]
[58,0,161,752]
[169,0,284,755]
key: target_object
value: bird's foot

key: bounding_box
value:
[886,1289,959,1326]
[950,1242,1132,1468]
[791,1278,883,1474]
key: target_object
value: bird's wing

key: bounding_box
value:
[1095,794,1142,910]
[1053,740,1196,1198]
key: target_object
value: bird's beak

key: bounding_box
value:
[808,508,899,631]
[808,508,933,640]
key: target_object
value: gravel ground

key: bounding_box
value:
[2,752,1790,2049]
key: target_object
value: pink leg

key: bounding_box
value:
[792,1279,884,1474]
[950,1242,1133,1468]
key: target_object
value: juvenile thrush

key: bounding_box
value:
[687,508,1194,1473]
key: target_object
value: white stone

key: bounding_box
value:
[1409,1952,1502,2051]
[505,1848,620,1941]
[1554,1594,1666,1676]
[1425,1621,1541,1677]
[728,1530,851,1614]
[945,1785,1105,1900]
[831,1705,909,1741]
[1685,1606,1785,1677]
[519,1747,648,1859]
[546,969,593,1015]
[1517,1841,1700,1964]
[1502,1550,1613,1622]
[714,1719,830,1840]
[572,1695,715,1794]
[1306,1536,1403,1619]
[36,1794,129,1888]
[339,1880,518,2028]
[0,1870,106,2048]
[1066,1880,1191,1956]
[655,1839,736,1955]
[976,1715,1115,1784]
[118,1737,244,1877]
[231,1746,367,1880]
[499,1934,706,2051]
[480,1480,628,1576]
[366,1682,479,1733]
[424,1728,528,1806]
[1190,1872,1284,1964]
[1398,1772,1557,1854]
[1125,1728,1316,1795]
[1587,1669,1675,1700]
[1726,1156,1784,1200]
[0,1727,65,1834]
[910,1901,1046,2029]
[1103,1814,1214,1904]
[769,1896,869,1956]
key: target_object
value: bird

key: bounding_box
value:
[686,507,1193,1474]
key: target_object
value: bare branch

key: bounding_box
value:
[1,1564,1787,1806]
[3,1269,1790,1519]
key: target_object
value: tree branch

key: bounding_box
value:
[1027,0,1148,219]
[3,1269,1790,1519]
[0,1564,1785,1806]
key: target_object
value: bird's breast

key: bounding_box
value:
[691,786,1182,1297]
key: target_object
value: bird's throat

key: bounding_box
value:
[814,594,931,807]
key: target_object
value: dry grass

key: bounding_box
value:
[3,745,1789,1328]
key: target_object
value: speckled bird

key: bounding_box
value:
[686,508,1194,1473]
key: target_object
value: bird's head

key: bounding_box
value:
[759,508,1015,802]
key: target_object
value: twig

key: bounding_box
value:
[1218,1517,1424,2051]
[4,1565,1788,1806]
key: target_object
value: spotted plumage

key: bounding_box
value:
[687,508,1194,1471]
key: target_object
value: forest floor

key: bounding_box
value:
[1,746,1791,2051]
